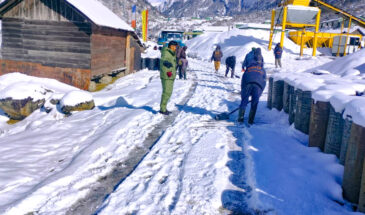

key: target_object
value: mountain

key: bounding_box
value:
[153,0,277,18]
[97,0,166,37]
[98,0,163,23]
[150,0,365,21]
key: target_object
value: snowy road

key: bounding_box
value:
[97,59,357,215]
[98,59,244,214]
[0,57,360,215]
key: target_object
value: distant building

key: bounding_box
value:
[202,26,229,33]
[0,0,143,90]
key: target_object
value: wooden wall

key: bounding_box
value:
[2,18,91,69]
[0,59,91,90]
[3,0,87,23]
[131,36,142,72]
[91,27,127,77]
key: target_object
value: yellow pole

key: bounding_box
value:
[337,20,344,57]
[343,17,352,56]
[268,9,276,51]
[312,9,321,56]
[300,28,305,56]
[280,6,288,48]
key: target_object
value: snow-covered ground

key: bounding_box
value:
[0,27,364,215]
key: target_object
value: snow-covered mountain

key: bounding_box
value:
[98,0,163,23]
[149,0,365,20]
[156,0,277,18]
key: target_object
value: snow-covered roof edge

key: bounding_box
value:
[66,0,134,32]
[0,0,134,32]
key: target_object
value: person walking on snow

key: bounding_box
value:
[274,43,283,68]
[159,41,178,115]
[211,45,223,73]
[225,56,236,78]
[177,45,188,80]
[238,48,267,124]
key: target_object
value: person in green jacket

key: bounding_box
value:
[159,41,178,115]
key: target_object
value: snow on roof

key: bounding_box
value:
[0,0,134,31]
[66,0,134,32]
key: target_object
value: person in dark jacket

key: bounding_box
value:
[225,56,236,78]
[177,46,188,80]
[242,47,255,72]
[238,48,267,124]
[274,43,283,68]
[159,41,178,115]
[211,45,223,73]
[242,47,264,72]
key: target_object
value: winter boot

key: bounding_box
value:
[237,108,245,123]
[248,107,257,125]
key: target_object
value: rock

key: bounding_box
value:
[50,99,60,105]
[61,100,95,114]
[60,90,95,114]
[88,81,97,92]
[100,75,113,85]
[0,97,45,120]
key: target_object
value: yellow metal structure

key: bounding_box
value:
[268,9,276,49]
[312,0,365,28]
[312,9,321,56]
[280,6,288,48]
[269,0,365,56]
[288,31,363,48]
[268,3,321,56]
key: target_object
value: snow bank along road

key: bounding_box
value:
[1,58,359,214]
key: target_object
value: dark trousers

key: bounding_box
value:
[225,65,235,78]
[240,83,263,112]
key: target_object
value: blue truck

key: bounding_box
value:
[157,30,185,47]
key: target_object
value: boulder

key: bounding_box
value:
[100,75,113,85]
[0,97,45,120]
[61,100,95,114]
[60,90,95,114]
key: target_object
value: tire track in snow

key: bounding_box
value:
[97,59,245,214]
[66,73,198,215]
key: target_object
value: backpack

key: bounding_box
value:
[214,50,221,58]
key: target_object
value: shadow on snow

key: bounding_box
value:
[98,97,158,114]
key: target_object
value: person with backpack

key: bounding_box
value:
[238,48,266,124]
[211,45,223,73]
[274,43,283,68]
[159,41,178,115]
[225,56,236,78]
[242,47,256,72]
[177,46,188,80]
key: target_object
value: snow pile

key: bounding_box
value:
[272,54,365,127]
[0,73,80,103]
[185,28,333,73]
[0,83,48,101]
[329,94,358,113]
[60,91,94,107]
[310,49,365,76]
[0,72,77,93]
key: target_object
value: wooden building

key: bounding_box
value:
[0,0,143,90]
